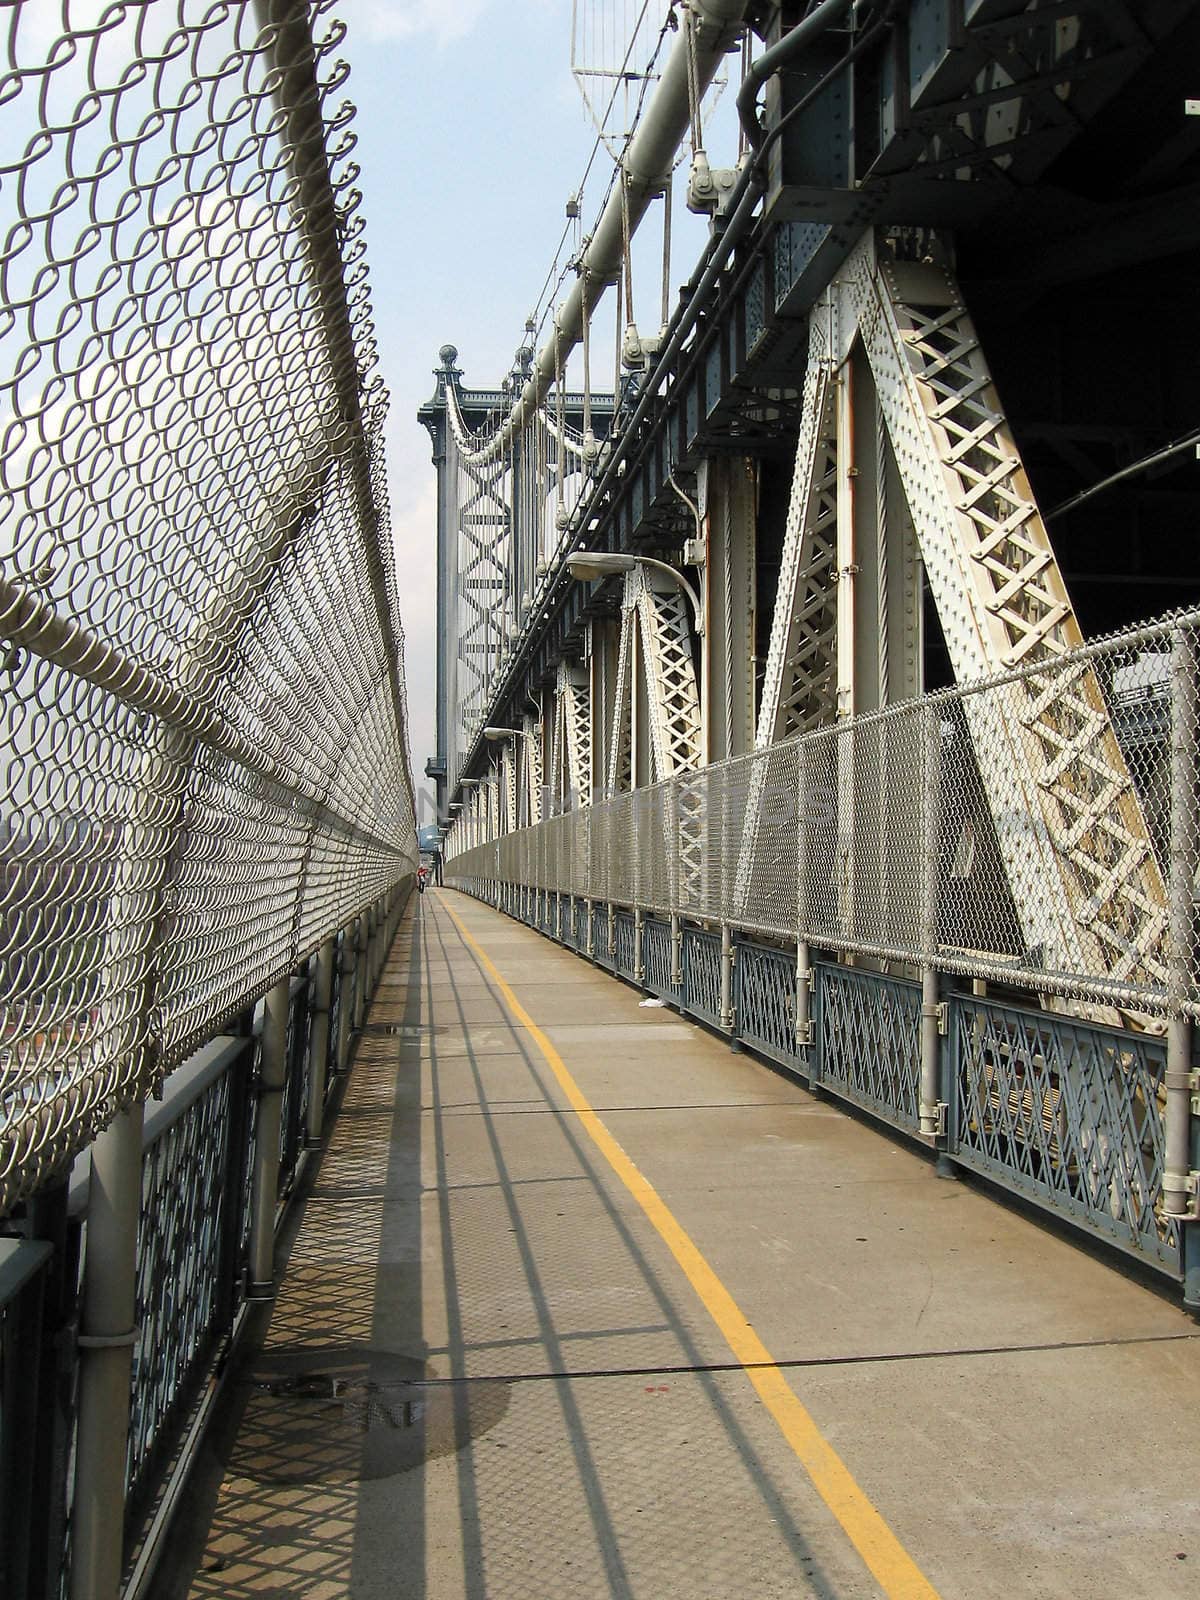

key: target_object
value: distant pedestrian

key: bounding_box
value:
[417,865,428,895]
[432,847,443,886]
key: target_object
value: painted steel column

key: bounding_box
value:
[248,976,290,1296]
[305,936,337,1146]
[71,1101,144,1600]
[1166,624,1198,1304]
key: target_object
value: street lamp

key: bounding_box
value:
[482,726,529,741]
[564,551,703,634]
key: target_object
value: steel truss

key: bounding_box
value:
[850,235,1166,1014]
[756,308,839,745]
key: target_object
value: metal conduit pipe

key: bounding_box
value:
[736,0,854,149]
[495,0,748,457]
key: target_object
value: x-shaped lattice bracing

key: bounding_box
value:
[633,566,702,781]
[847,234,1167,1017]
[755,309,839,748]
[607,596,635,797]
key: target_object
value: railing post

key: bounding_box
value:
[23,1180,75,1600]
[306,936,337,1147]
[720,922,734,1031]
[364,905,378,994]
[248,976,290,1298]
[215,1038,254,1335]
[585,897,595,959]
[335,928,356,1074]
[70,1100,145,1600]
[634,907,645,982]
[1166,624,1199,1306]
[919,704,949,1157]
[352,915,368,1031]
[795,739,814,1053]
[671,913,682,988]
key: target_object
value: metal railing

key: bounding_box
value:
[0,5,417,1596]
[1,887,406,1600]
[449,608,1200,1306]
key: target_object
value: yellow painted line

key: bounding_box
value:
[437,893,942,1600]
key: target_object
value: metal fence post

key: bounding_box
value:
[22,1180,75,1600]
[720,922,734,1030]
[669,776,683,986]
[1166,625,1199,1305]
[364,905,377,994]
[920,704,949,1157]
[634,907,645,982]
[352,915,368,1031]
[306,936,337,1146]
[70,1100,145,1600]
[795,740,814,1055]
[335,928,356,1074]
[247,976,290,1298]
[214,1038,254,1336]
[2,1240,48,1600]
[585,896,595,958]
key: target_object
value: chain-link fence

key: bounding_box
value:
[0,1,416,1218]
[448,607,1199,1026]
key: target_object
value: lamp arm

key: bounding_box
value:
[637,556,705,636]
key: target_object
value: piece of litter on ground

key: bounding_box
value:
[638,997,667,1008]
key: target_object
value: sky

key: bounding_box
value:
[338,0,608,818]
[334,1,736,822]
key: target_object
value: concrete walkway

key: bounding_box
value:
[175,890,1200,1600]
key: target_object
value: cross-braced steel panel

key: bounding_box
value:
[613,910,637,980]
[734,941,799,1070]
[815,964,922,1132]
[950,995,1181,1268]
[128,1058,232,1502]
[642,917,676,999]
[682,927,722,1028]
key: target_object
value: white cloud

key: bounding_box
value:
[340,0,491,48]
